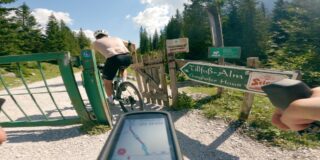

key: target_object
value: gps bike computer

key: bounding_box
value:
[98,111,183,160]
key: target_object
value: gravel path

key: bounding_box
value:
[1,73,320,160]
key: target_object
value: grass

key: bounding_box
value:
[80,121,111,135]
[180,86,217,96]
[181,86,320,149]
[0,62,81,90]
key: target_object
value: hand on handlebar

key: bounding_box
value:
[271,87,320,131]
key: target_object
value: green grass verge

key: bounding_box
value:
[182,87,320,149]
[80,121,111,135]
[0,62,81,90]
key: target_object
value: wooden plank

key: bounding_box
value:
[140,56,150,103]
[135,69,163,93]
[168,55,178,107]
[152,67,162,105]
[131,50,143,94]
[160,63,169,107]
[147,55,156,104]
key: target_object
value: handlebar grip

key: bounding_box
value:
[262,79,320,134]
[261,79,312,110]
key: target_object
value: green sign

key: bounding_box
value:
[208,47,241,59]
[181,62,298,94]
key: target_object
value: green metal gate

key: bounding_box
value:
[0,52,111,127]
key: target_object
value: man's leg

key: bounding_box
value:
[103,79,113,97]
[119,69,127,81]
[104,79,114,104]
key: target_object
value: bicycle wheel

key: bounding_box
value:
[116,81,144,112]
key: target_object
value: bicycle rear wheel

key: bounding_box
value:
[116,81,144,112]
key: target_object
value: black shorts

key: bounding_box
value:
[102,53,132,80]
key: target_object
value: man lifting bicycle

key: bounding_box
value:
[92,30,133,104]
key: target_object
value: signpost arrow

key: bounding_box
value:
[180,62,299,94]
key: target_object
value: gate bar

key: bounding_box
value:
[37,62,65,119]
[0,75,31,121]
[17,63,49,120]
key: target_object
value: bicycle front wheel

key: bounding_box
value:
[116,81,144,112]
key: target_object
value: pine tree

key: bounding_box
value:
[152,29,159,51]
[14,3,42,54]
[138,27,150,54]
[166,10,183,39]
[60,21,81,56]
[268,0,320,86]
[77,28,91,50]
[158,29,166,51]
[270,0,289,46]
[0,0,19,55]
[44,14,63,52]
[223,0,242,47]
[183,0,212,60]
[238,0,268,61]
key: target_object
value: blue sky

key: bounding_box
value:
[6,0,189,44]
[6,0,275,44]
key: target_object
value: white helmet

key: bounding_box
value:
[94,29,108,38]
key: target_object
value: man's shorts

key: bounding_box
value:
[102,53,132,80]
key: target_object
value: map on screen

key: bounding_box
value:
[110,118,174,160]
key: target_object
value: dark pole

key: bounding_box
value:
[207,4,225,96]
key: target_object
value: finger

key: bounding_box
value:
[311,87,320,97]
[287,123,310,131]
[271,111,289,130]
[280,115,314,131]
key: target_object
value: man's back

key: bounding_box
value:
[93,37,129,59]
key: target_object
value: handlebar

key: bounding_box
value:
[262,79,320,134]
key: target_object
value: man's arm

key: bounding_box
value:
[123,40,135,51]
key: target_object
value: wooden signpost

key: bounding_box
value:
[166,38,189,107]
[180,61,299,94]
[166,38,189,54]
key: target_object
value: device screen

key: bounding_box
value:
[109,114,176,160]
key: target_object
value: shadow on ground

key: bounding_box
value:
[6,125,83,143]
[3,88,241,159]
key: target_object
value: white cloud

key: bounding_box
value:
[74,29,95,42]
[133,0,190,33]
[31,8,73,28]
[140,0,189,12]
[125,14,131,19]
[133,5,170,33]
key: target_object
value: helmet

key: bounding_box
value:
[94,29,108,38]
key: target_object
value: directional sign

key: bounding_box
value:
[208,47,241,59]
[166,38,189,54]
[180,62,298,94]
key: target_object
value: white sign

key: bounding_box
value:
[166,38,189,54]
[246,72,289,92]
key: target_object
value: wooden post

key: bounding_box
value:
[168,53,178,107]
[239,57,259,121]
[131,46,143,94]
[207,5,224,96]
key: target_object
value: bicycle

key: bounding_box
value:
[97,64,144,113]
